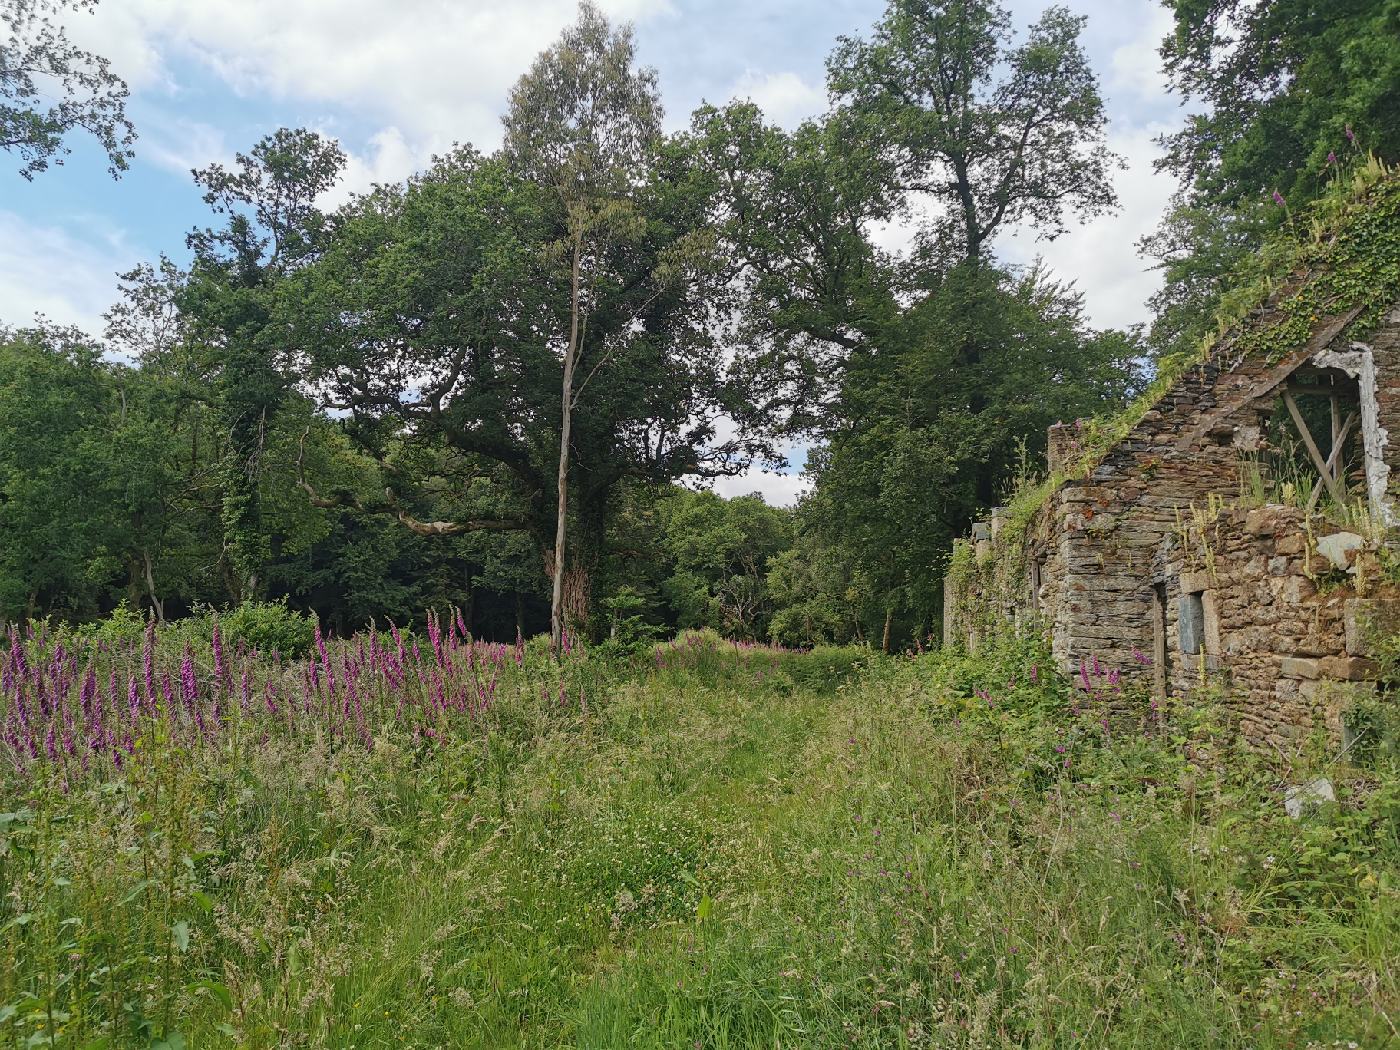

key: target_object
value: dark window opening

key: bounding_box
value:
[1152,583,1170,698]
[1263,368,1363,512]
[1178,590,1205,656]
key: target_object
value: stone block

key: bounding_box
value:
[1318,655,1381,681]
[1178,570,1212,594]
[1244,506,1287,536]
[1280,576,1316,603]
[1276,534,1306,556]
[1343,598,1400,657]
[1178,591,1205,655]
[1279,657,1321,680]
[1285,777,1335,819]
[1316,531,1365,572]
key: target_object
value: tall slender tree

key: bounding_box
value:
[502,1,681,653]
[183,129,345,599]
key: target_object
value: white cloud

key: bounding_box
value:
[321,126,430,209]
[1001,123,1175,332]
[0,212,135,336]
[61,0,172,94]
[727,69,825,128]
[712,467,811,507]
[139,115,230,178]
[78,0,677,152]
[1107,4,1174,104]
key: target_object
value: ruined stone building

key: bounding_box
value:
[944,169,1400,750]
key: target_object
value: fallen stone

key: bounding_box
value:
[1284,777,1335,819]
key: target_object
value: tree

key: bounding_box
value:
[827,0,1120,264]
[0,326,210,622]
[182,128,346,599]
[686,102,899,432]
[681,2,1139,648]
[1,0,134,178]
[289,21,772,644]
[1157,0,1398,211]
[1142,0,1400,358]
[501,1,674,654]
[656,488,792,639]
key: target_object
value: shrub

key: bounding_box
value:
[216,599,318,658]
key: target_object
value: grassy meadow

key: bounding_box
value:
[0,615,1396,1048]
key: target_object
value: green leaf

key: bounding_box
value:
[189,979,233,1011]
[696,893,713,923]
[171,921,190,953]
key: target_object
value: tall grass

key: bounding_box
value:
[0,619,1394,1047]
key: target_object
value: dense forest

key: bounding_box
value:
[3,0,1396,648]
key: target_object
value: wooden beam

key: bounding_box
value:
[1172,304,1366,452]
[1306,411,1357,514]
[1283,390,1347,505]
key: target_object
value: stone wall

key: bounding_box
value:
[1165,503,1397,750]
[945,299,1400,750]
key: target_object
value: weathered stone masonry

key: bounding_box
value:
[945,293,1400,750]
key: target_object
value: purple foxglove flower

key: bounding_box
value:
[180,649,198,706]
[212,621,227,686]
[1272,189,1286,207]
[143,618,156,706]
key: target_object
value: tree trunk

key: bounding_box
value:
[550,231,584,657]
[543,549,593,637]
[142,549,166,623]
[881,608,892,654]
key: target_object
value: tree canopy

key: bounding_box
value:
[1,0,134,178]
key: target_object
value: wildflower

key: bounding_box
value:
[1345,123,1355,144]
[142,617,156,706]
[1272,189,1286,207]
[212,620,226,684]
[1327,150,1337,166]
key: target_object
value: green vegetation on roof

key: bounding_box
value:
[964,156,1400,563]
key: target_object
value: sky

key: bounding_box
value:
[0,0,1184,505]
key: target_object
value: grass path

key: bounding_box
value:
[4,639,1396,1047]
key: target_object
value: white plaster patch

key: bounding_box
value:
[1312,342,1394,525]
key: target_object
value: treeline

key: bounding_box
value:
[2,0,1395,646]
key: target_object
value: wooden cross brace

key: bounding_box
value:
[1281,390,1352,507]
